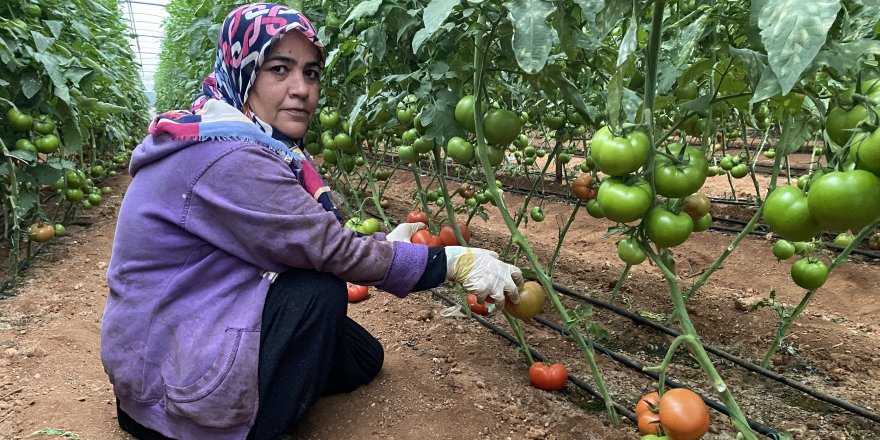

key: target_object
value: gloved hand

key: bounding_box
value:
[445,246,523,308]
[386,222,427,242]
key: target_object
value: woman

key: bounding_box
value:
[100,4,522,440]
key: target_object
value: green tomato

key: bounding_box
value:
[853,127,880,175]
[807,170,880,232]
[826,78,880,146]
[446,137,474,164]
[590,126,650,176]
[66,188,84,203]
[729,163,749,179]
[692,213,712,232]
[454,95,478,132]
[616,237,646,265]
[719,156,734,171]
[530,206,545,222]
[305,142,322,155]
[53,223,66,236]
[763,186,821,241]
[6,108,32,131]
[654,143,708,198]
[412,136,435,154]
[596,176,653,223]
[34,134,60,154]
[790,258,829,290]
[14,139,36,152]
[33,116,55,134]
[833,232,855,247]
[334,133,356,154]
[557,153,572,164]
[585,199,604,218]
[397,145,418,163]
[483,109,521,146]
[544,111,566,130]
[487,146,505,167]
[763,149,776,159]
[772,240,796,260]
[645,206,694,248]
[359,218,381,235]
[87,193,103,206]
[319,109,339,129]
[322,148,338,164]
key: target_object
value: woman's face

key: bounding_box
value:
[247,31,321,139]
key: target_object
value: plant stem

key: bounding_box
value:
[609,264,631,305]
[548,201,581,277]
[472,13,618,426]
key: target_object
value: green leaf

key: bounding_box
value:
[751,66,783,104]
[20,71,41,100]
[363,26,387,61]
[813,40,880,73]
[425,89,461,142]
[33,52,70,103]
[778,112,814,156]
[44,20,63,39]
[31,31,55,53]
[574,0,604,22]
[729,47,767,92]
[32,164,63,185]
[605,72,623,132]
[412,0,459,53]
[7,150,36,163]
[552,74,595,126]
[616,15,637,67]
[15,191,37,218]
[504,0,557,74]
[344,0,384,27]
[758,0,841,95]
[64,67,92,86]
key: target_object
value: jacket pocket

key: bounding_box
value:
[163,328,260,429]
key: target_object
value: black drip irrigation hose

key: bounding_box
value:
[428,289,640,425]
[532,315,780,438]
[550,283,880,426]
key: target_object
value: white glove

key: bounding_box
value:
[445,246,523,308]
[386,222,427,242]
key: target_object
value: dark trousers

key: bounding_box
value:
[117,268,384,440]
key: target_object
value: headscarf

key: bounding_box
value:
[149,3,339,219]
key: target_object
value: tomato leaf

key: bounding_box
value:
[616,15,637,67]
[344,0,384,28]
[32,52,70,103]
[813,40,880,73]
[758,0,841,95]
[44,20,63,39]
[504,0,557,74]
[31,164,63,186]
[574,0,604,22]
[412,0,458,53]
[30,31,55,53]
[777,112,813,156]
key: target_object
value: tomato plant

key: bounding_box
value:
[528,362,568,391]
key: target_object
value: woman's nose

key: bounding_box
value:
[287,72,309,98]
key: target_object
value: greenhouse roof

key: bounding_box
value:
[120,0,170,105]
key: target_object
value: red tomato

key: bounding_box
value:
[347,284,369,303]
[410,230,433,245]
[427,235,444,247]
[466,294,488,315]
[527,362,568,391]
[438,222,471,246]
[406,210,429,225]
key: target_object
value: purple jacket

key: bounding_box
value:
[101,135,428,439]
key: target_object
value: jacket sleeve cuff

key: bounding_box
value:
[378,241,428,298]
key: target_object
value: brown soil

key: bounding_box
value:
[1,155,879,440]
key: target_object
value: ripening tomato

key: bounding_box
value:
[571,174,597,201]
[658,388,710,440]
[347,284,369,303]
[406,210,429,225]
[28,223,55,243]
[438,222,471,246]
[466,294,489,315]
[527,362,568,391]
[506,281,545,320]
[681,193,711,221]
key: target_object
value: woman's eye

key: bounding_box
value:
[269,65,288,74]
[305,69,321,81]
